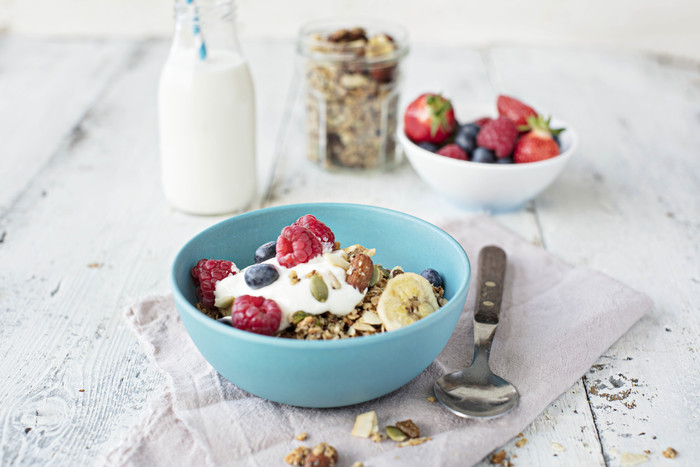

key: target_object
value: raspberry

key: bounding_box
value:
[476,116,518,158]
[191,259,237,309]
[293,214,335,251]
[231,295,282,336]
[276,224,323,268]
[473,116,493,127]
[436,143,467,160]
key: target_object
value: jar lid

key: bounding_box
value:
[297,18,409,64]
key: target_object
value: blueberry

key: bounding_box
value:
[421,268,444,288]
[553,133,561,149]
[461,123,481,138]
[455,133,475,154]
[455,124,479,154]
[254,240,276,263]
[471,147,496,163]
[244,264,279,289]
[417,141,439,153]
[495,156,514,164]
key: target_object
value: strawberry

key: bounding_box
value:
[513,115,564,163]
[436,144,467,161]
[403,93,456,144]
[475,116,518,158]
[497,95,537,128]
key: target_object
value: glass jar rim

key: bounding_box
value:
[297,17,409,64]
[174,0,236,22]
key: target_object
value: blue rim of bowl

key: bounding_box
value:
[170,203,471,350]
[397,119,578,170]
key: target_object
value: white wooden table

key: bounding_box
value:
[1,36,698,466]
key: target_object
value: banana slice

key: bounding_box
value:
[377,272,439,331]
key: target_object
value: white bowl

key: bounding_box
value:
[399,119,578,212]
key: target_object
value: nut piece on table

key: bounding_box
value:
[305,442,338,467]
[662,447,678,459]
[395,419,420,439]
[351,410,378,438]
[284,446,311,466]
[489,450,507,464]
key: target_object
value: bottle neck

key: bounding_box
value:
[170,0,242,59]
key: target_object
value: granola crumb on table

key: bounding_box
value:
[662,447,678,459]
[285,442,338,467]
[284,446,311,466]
[397,436,432,448]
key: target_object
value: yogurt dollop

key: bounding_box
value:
[214,251,366,332]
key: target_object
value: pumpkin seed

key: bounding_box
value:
[370,263,388,287]
[310,274,329,302]
[385,426,408,442]
[291,311,310,324]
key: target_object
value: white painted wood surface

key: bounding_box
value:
[0,37,698,466]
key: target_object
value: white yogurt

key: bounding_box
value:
[158,48,256,215]
[214,252,366,332]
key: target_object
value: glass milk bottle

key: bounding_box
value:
[158,0,256,215]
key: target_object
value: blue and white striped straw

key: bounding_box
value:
[186,0,207,60]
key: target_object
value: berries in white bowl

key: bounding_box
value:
[399,94,578,211]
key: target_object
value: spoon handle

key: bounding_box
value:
[474,246,507,325]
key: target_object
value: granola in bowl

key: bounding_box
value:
[297,19,409,171]
[191,214,446,339]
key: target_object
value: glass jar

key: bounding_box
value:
[158,0,256,215]
[297,19,409,171]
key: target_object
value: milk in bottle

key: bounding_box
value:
[158,0,256,215]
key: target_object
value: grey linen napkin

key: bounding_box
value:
[102,215,651,466]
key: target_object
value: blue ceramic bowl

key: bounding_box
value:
[170,203,471,407]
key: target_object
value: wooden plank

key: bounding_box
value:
[0,37,137,212]
[477,381,606,466]
[0,39,174,465]
[490,45,700,463]
[0,36,324,465]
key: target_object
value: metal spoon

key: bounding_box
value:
[217,316,232,326]
[434,245,519,418]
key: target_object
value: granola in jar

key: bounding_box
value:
[297,20,409,171]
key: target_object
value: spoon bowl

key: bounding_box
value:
[435,366,519,418]
[434,246,519,418]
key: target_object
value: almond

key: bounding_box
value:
[351,411,378,438]
[346,254,373,291]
